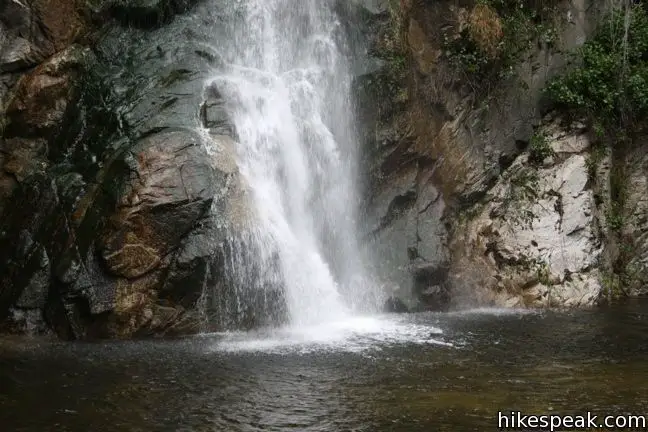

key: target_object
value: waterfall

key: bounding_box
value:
[207,0,380,327]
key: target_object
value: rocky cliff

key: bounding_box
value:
[0,0,252,338]
[358,0,648,309]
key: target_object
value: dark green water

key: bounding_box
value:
[2,301,648,431]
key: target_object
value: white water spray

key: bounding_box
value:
[209,0,380,326]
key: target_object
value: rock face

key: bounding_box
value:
[4,45,92,138]
[0,0,85,73]
[94,129,242,338]
[451,120,604,307]
[0,0,250,338]
[356,0,614,309]
[0,44,95,333]
[620,145,648,297]
[102,130,218,280]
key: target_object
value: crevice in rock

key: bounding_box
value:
[373,189,417,234]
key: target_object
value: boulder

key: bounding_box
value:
[0,0,85,73]
[4,45,93,138]
[101,129,218,279]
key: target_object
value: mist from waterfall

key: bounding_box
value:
[207,0,382,327]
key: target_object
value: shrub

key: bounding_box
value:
[468,3,504,59]
[444,0,559,92]
[545,4,648,129]
[528,131,555,165]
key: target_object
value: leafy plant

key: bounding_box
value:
[585,143,607,180]
[605,201,625,231]
[545,4,648,129]
[600,271,625,300]
[502,168,540,228]
[528,131,555,165]
[535,261,553,285]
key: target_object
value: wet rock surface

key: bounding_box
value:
[383,296,408,313]
[0,0,85,73]
[106,0,201,28]
[4,45,93,137]
[0,0,245,338]
[101,129,218,279]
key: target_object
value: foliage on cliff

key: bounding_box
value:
[545,3,648,130]
[443,0,559,90]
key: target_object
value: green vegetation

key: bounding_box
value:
[534,261,553,286]
[605,202,625,231]
[528,131,555,165]
[545,4,648,130]
[600,270,626,300]
[544,3,648,299]
[443,0,559,90]
[361,0,409,105]
[387,0,405,47]
[585,142,607,180]
[607,160,628,231]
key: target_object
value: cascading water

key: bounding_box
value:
[207,0,382,327]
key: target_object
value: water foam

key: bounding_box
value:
[207,315,451,354]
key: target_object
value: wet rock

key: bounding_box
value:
[1,37,37,73]
[418,285,450,311]
[101,129,217,279]
[2,137,49,182]
[4,45,93,138]
[413,264,450,311]
[0,0,85,72]
[0,0,50,72]
[383,296,409,313]
[161,220,218,308]
[0,0,248,339]
[88,128,246,338]
[105,37,215,136]
[0,175,60,321]
[365,163,449,308]
[201,84,237,138]
[14,246,50,309]
[109,0,200,28]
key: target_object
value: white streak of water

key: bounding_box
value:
[209,0,381,327]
